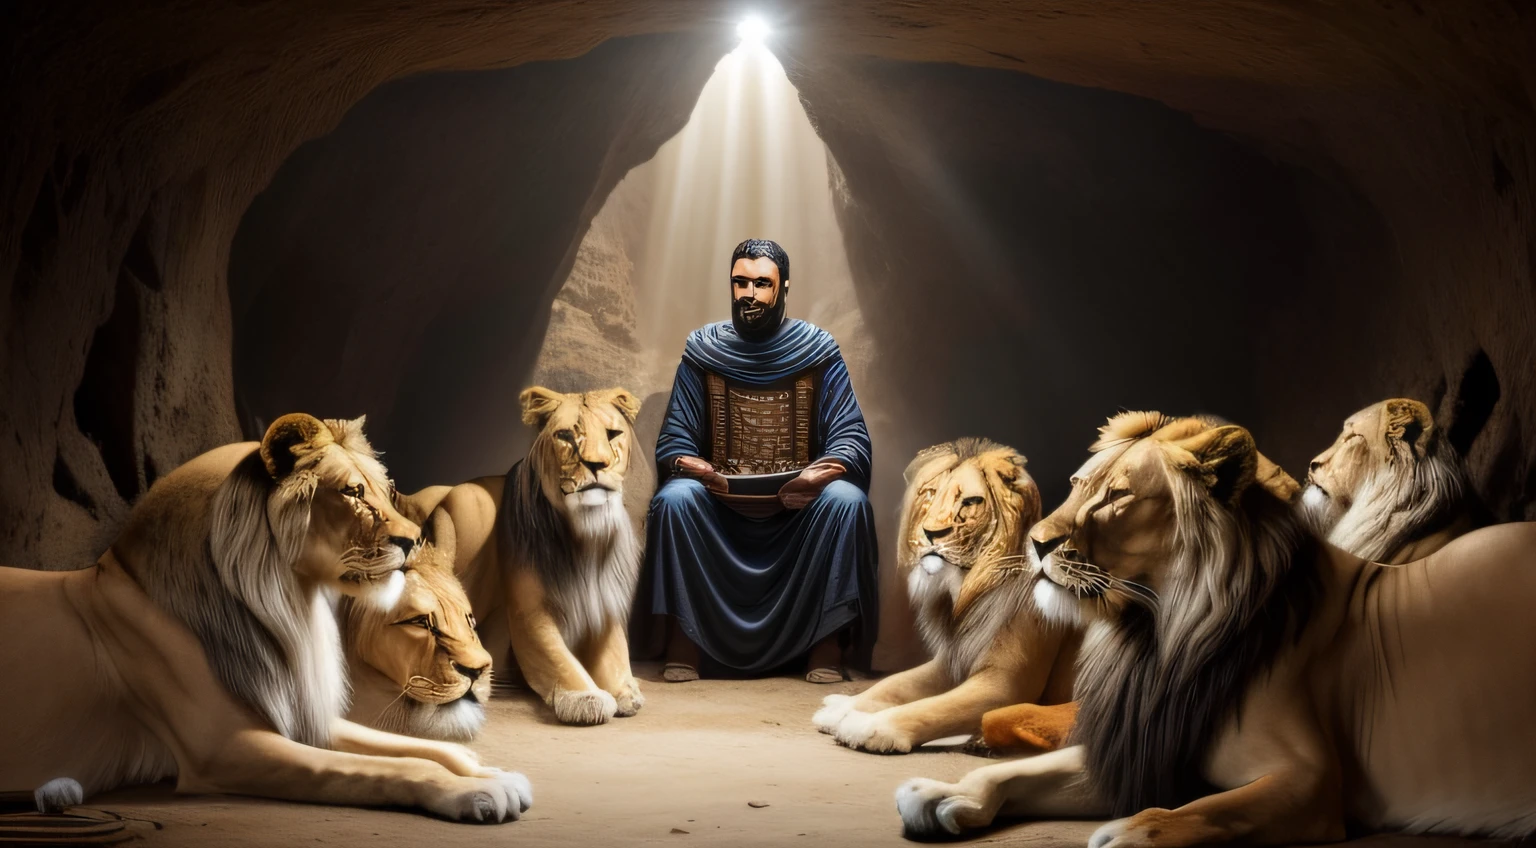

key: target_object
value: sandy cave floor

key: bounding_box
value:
[90,664,1517,848]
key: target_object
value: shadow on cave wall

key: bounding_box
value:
[781,53,1316,510]
[230,42,1366,667]
[229,34,729,490]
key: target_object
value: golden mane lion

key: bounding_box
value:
[1301,397,1486,563]
[0,415,531,822]
[399,386,644,726]
[979,402,1481,755]
[342,542,494,742]
[898,412,1536,845]
[812,438,1078,754]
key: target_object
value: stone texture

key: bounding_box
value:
[229,34,728,492]
[2,4,1533,673]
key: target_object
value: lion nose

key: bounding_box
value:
[1032,535,1065,561]
[581,458,608,474]
[923,526,952,543]
[1308,460,1322,475]
[454,662,486,682]
[389,535,417,558]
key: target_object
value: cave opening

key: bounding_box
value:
[8,6,1536,845]
[227,31,1353,669]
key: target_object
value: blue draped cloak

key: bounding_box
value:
[644,319,879,673]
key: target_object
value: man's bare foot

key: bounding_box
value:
[805,634,846,683]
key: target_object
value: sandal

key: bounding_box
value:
[662,662,699,683]
[805,666,846,684]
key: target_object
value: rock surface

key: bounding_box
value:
[3,3,1533,621]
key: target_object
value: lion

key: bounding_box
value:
[398,387,644,726]
[341,542,494,742]
[897,411,1536,845]
[0,414,531,822]
[978,402,1483,755]
[811,438,1079,754]
[1301,397,1487,563]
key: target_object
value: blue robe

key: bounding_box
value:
[645,319,879,673]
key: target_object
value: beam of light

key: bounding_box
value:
[736,15,770,46]
[542,18,867,400]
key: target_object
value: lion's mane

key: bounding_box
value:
[499,417,641,648]
[1071,414,1322,817]
[898,437,1042,682]
[1305,405,1485,562]
[114,418,396,748]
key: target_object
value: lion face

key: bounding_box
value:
[1300,398,1434,532]
[343,545,492,741]
[259,413,422,606]
[1027,413,1276,625]
[519,386,641,512]
[903,440,1040,578]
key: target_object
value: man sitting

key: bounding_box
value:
[644,238,878,684]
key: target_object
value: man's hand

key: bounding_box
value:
[673,456,729,494]
[778,458,847,510]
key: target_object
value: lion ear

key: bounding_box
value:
[1172,425,1257,506]
[1383,398,1435,458]
[260,413,334,480]
[594,387,641,424]
[520,386,567,428]
[1254,452,1301,503]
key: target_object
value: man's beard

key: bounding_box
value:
[732,293,786,341]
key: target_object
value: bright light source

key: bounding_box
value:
[737,15,770,45]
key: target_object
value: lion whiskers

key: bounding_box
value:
[405,674,470,705]
[1052,554,1159,607]
[373,682,416,726]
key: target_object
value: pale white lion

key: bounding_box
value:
[1301,397,1486,563]
[0,414,530,822]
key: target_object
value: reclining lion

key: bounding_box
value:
[898,412,1536,845]
[980,401,1489,754]
[399,387,644,726]
[0,414,530,822]
[812,438,1079,754]
[341,542,494,741]
[1301,397,1487,563]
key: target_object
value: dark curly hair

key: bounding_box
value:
[729,238,790,283]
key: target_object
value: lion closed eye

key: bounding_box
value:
[1300,398,1486,563]
[342,544,494,741]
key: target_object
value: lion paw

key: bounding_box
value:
[34,777,84,813]
[1090,815,1168,848]
[613,678,645,718]
[551,688,618,726]
[487,768,534,814]
[813,694,857,734]
[429,770,532,823]
[834,709,913,754]
[895,777,998,838]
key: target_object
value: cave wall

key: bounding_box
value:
[230,34,727,490]
[5,1,1534,592]
[783,52,1310,511]
[2,1,729,569]
[779,55,1320,667]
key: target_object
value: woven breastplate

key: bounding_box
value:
[704,370,818,475]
